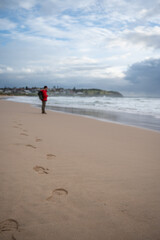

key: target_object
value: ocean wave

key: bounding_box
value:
[5,96,160,119]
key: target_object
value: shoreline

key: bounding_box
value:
[2,96,160,133]
[44,104,160,133]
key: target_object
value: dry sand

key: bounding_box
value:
[0,100,160,240]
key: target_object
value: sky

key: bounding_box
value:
[0,0,160,96]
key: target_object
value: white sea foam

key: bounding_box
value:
[6,96,160,119]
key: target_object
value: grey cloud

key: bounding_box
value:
[124,58,160,96]
[143,3,160,18]
[0,70,55,88]
[125,32,160,49]
[0,0,18,8]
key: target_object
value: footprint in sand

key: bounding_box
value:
[12,234,17,240]
[46,188,68,202]
[35,138,42,142]
[20,133,28,136]
[26,144,36,149]
[14,124,22,128]
[22,129,28,133]
[0,219,19,240]
[13,126,19,129]
[46,154,56,160]
[33,165,49,174]
[0,219,19,233]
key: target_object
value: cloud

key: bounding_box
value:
[0,59,129,93]
[124,26,160,49]
[0,18,17,30]
[38,0,95,15]
[0,0,36,10]
[0,0,160,96]
[124,58,160,96]
[141,3,160,21]
[0,64,13,73]
[1,58,160,97]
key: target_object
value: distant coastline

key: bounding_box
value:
[0,87,123,97]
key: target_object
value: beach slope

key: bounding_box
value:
[0,100,160,240]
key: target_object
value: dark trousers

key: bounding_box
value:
[42,101,46,113]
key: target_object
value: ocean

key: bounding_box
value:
[5,96,160,132]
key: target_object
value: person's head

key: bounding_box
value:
[44,86,48,89]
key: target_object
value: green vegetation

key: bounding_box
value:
[73,88,123,97]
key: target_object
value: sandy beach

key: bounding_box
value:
[0,100,160,240]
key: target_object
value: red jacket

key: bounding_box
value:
[41,89,48,101]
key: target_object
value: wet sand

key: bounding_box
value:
[0,100,160,240]
[44,104,160,132]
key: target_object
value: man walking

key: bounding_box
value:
[41,86,48,114]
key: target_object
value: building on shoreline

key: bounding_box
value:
[0,87,123,97]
